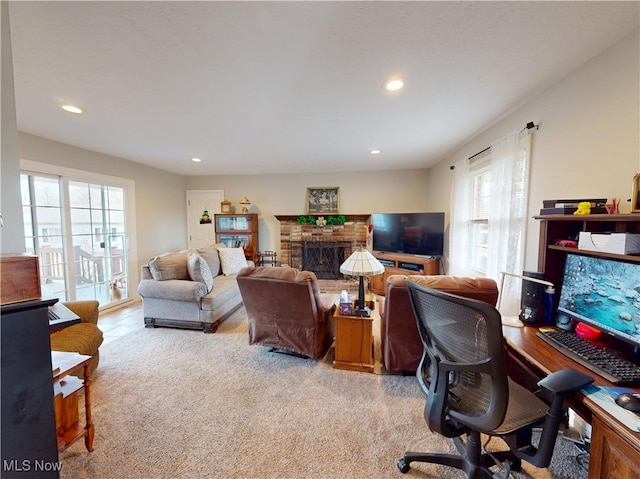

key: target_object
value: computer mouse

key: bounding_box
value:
[614,392,640,413]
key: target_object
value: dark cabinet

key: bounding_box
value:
[1,299,59,478]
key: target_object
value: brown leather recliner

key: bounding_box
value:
[237,266,336,359]
[380,275,499,373]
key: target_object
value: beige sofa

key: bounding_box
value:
[138,244,253,333]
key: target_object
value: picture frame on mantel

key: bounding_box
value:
[307,187,339,214]
[632,173,640,213]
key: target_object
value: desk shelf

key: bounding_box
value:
[535,214,640,287]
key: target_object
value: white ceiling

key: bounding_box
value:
[8,1,639,176]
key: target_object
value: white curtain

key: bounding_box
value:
[487,129,532,315]
[449,128,532,316]
[449,157,472,276]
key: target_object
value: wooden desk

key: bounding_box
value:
[51,351,94,452]
[502,325,640,479]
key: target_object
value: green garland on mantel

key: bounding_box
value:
[275,214,369,223]
[296,214,347,225]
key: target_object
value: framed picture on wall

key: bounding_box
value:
[632,173,640,213]
[306,187,339,214]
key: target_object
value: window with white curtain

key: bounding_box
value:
[449,128,533,315]
[468,155,491,274]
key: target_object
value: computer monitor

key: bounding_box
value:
[557,253,640,352]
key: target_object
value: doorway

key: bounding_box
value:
[187,190,224,249]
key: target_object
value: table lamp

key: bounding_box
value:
[340,247,384,317]
[239,197,251,213]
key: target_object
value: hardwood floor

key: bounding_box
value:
[98,278,359,344]
[97,301,145,345]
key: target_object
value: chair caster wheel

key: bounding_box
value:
[397,458,410,473]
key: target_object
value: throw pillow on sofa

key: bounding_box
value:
[148,251,190,281]
[218,247,248,276]
[197,245,223,277]
[187,253,214,292]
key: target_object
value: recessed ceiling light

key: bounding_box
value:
[370,149,381,155]
[383,78,405,92]
[191,158,202,163]
[61,105,83,114]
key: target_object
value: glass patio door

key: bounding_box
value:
[21,172,130,307]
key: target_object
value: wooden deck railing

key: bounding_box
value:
[38,246,124,285]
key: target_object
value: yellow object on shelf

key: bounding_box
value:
[573,202,591,215]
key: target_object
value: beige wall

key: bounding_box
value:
[16,133,430,280]
[1,2,24,254]
[17,133,188,272]
[186,169,430,254]
[9,27,639,285]
[427,28,640,273]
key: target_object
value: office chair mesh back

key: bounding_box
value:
[408,281,509,435]
[399,280,595,477]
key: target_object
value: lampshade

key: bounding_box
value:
[340,247,384,277]
[340,247,384,317]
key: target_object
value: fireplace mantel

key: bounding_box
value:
[275,214,370,223]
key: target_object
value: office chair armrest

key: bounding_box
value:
[518,368,594,468]
[537,368,594,394]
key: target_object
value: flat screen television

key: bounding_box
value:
[372,212,444,257]
[557,253,640,351]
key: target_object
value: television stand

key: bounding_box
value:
[369,252,439,296]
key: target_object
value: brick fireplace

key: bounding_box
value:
[275,215,370,278]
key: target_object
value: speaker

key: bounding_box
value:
[519,271,545,325]
[555,311,574,331]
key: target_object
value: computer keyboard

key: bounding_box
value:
[536,328,640,386]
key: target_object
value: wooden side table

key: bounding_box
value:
[51,351,94,452]
[258,251,278,266]
[332,307,375,373]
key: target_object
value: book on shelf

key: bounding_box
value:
[542,198,607,209]
[539,206,608,215]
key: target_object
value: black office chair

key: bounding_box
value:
[397,280,593,479]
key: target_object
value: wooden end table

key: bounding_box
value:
[51,351,94,452]
[332,306,375,373]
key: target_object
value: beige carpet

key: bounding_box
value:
[59,307,588,479]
